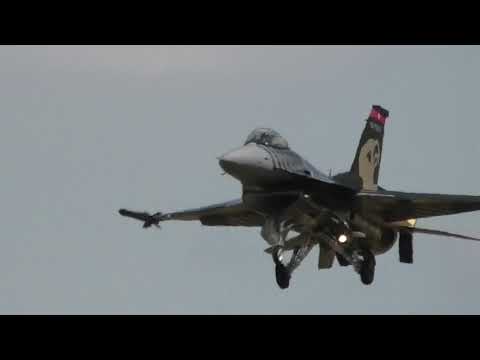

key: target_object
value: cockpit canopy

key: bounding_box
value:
[244,128,290,149]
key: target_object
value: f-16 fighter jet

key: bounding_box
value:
[119,105,480,289]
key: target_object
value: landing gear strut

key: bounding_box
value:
[359,250,376,285]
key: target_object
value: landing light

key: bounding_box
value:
[338,234,348,243]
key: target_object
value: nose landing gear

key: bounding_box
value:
[275,263,291,289]
[272,247,291,289]
[271,247,289,289]
[272,240,315,290]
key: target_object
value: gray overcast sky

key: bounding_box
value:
[2,45,480,314]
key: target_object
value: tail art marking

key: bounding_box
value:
[358,138,381,191]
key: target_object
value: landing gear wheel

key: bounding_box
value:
[275,263,291,289]
[359,250,375,285]
[272,248,290,289]
[336,253,350,267]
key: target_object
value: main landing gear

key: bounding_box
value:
[359,250,376,285]
[336,253,350,267]
[318,231,376,285]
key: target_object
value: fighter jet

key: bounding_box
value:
[119,105,480,289]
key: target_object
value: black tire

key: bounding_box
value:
[359,251,375,285]
[336,253,350,267]
[275,263,291,289]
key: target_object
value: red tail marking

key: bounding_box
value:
[369,108,387,125]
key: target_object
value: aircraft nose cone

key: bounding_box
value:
[218,144,274,180]
[218,150,244,169]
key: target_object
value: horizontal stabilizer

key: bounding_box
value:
[400,226,480,241]
[355,190,480,222]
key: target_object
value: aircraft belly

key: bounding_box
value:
[351,215,397,256]
[242,190,300,214]
[361,235,396,256]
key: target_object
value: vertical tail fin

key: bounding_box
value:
[350,105,389,190]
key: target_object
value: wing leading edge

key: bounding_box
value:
[119,198,265,227]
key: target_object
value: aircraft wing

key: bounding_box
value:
[119,198,265,227]
[355,190,480,223]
